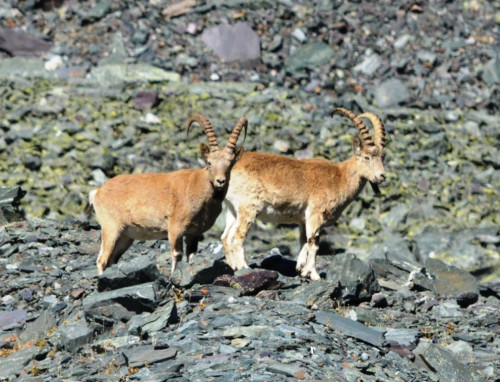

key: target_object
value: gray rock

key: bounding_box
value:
[56,318,93,353]
[0,309,27,330]
[291,28,307,42]
[0,345,39,379]
[425,258,479,307]
[123,345,177,368]
[201,22,260,62]
[283,280,336,309]
[481,55,500,85]
[0,27,53,57]
[380,204,408,228]
[417,50,437,66]
[98,256,163,291]
[433,300,463,319]
[326,253,380,303]
[418,343,486,382]
[89,64,180,87]
[82,282,158,313]
[385,328,420,347]
[20,310,57,343]
[354,53,382,76]
[285,42,335,72]
[394,34,411,50]
[128,300,178,336]
[132,91,161,110]
[82,0,112,24]
[314,310,386,348]
[266,363,307,378]
[374,78,411,108]
[170,243,233,288]
[0,186,26,224]
[0,57,55,79]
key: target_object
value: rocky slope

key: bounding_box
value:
[0,0,499,380]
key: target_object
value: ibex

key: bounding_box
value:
[89,114,247,274]
[221,108,387,280]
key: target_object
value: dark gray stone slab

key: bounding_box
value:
[56,318,93,353]
[425,258,479,307]
[201,22,260,62]
[385,328,420,347]
[98,256,162,291]
[123,345,177,368]
[20,310,57,342]
[128,300,178,336]
[171,243,233,288]
[0,186,26,224]
[283,280,336,310]
[314,311,386,348]
[82,282,158,313]
[326,253,380,303]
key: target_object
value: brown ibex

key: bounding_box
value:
[89,114,247,274]
[221,108,386,280]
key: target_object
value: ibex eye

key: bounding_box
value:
[364,156,370,161]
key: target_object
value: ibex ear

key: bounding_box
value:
[234,146,244,161]
[200,143,210,161]
[352,136,362,156]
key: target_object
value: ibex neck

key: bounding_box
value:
[338,157,367,200]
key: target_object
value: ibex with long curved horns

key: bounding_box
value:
[89,114,247,274]
[221,108,387,280]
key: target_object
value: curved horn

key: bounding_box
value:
[225,117,247,152]
[357,112,386,148]
[331,107,374,146]
[187,113,218,149]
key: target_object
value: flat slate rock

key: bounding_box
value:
[374,78,411,108]
[425,258,479,307]
[128,300,178,336]
[122,345,177,368]
[285,42,335,72]
[0,28,53,57]
[98,256,162,291]
[0,309,27,330]
[82,282,158,313]
[314,310,386,348]
[419,343,487,382]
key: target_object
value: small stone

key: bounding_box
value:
[45,55,64,71]
[292,28,307,42]
[201,22,260,62]
[285,42,335,72]
[374,78,411,108]
[353,53,382,76]
[132,91,161,111]
[273,139,290,153]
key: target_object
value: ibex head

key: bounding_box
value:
[187,114,246,191]
[332,108,387,195]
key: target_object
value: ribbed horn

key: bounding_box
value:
[332,107,374,146]
[357,112,386,148]
[187,113,218,149]
[226,117,247,152]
